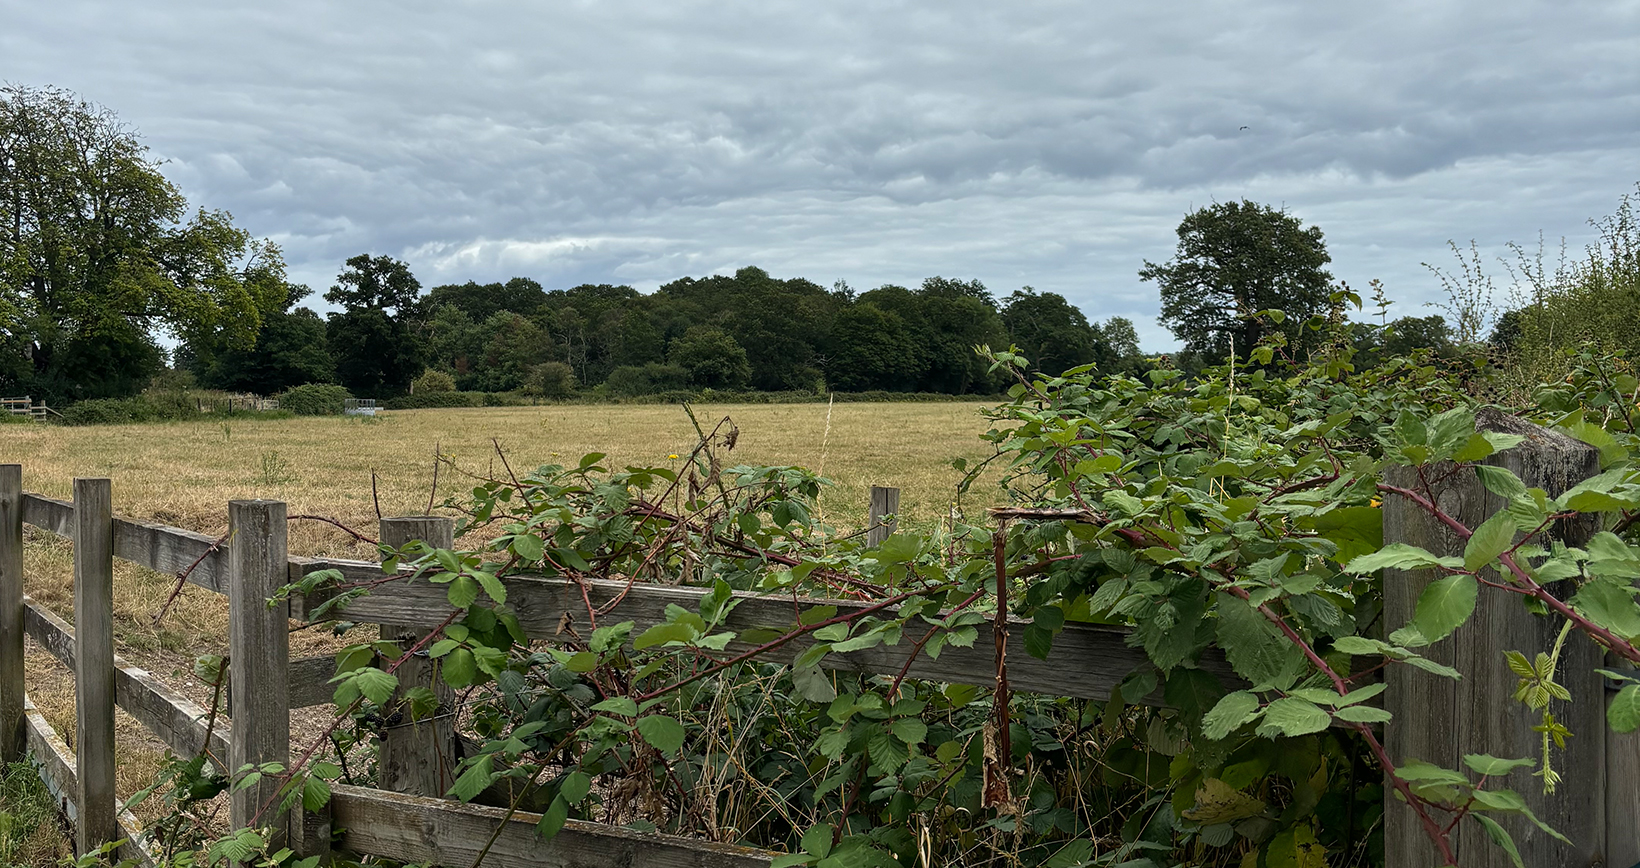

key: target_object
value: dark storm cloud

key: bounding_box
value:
[3,0,1636,346]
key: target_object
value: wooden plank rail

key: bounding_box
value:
[289,558,1237,703]
[19,487,1218,705]
[23,696,159,868]
[22,597,231,762]
[329,783,772,868]
[22,492,230,593]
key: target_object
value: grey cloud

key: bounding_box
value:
[3,0,1636,348]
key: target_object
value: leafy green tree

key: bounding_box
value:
[324,254,426,396]
[1141,200,1333,363]
[524,361,577,398]
[412,368,456,393]
[669,326,751,389]
[1351,314,1454,367]
[0,84,288,401]
[1092,316,1146,375]
[469,312,553,392]
[1489,185,1640,379]
[1001,288,1101,375]
[654,267,839,390]
[425,277,547,322]
[911,277,1008,393]
[824,303,920,391]
[185,286,335,394]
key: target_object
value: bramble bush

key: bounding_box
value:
[107,292,1640,868]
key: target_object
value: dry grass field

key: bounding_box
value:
[0,401,1007,858]
[6,401,1004,536]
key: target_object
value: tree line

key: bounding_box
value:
[176,258,1145,400]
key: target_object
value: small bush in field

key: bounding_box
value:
[278,383,352,416]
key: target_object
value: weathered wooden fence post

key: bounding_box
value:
[867,486,900,547]
[227,499,290,849]
[0,465,23,763]
[378,516,458,798]
[1382,411,1638,865]
[73,477,118,853]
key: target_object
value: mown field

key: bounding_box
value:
[0,401,1006,862]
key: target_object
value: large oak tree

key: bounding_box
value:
[1141,200,1333,364]
[0,85,287,401]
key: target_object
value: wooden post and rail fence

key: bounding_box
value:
[1,437,1638,866]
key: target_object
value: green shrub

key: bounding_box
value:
[60,397,146,425]
[524,362,578,399]
[145,389,199,419]
[384,391,481,410]
[482,391,532,407]
[412,368,457,393]
[278,383,352,416]
[606,363,691,397]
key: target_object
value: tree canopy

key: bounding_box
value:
[0,84,288,401]
[324,254,427,397]
[1141,200,1333,364]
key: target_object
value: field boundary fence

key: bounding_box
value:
[1,455,1636,867]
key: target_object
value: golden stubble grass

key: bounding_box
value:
[1,402,1009,827]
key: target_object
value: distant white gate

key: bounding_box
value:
[343,398,378,416]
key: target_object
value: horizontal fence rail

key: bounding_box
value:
[22,696,157,867]
[329,784,773,868]
[21,488,1229,708]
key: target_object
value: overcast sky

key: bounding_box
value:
[5,0,1637,348]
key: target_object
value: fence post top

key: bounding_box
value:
[228,498,287,507]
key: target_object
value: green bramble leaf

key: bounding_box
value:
[1474,815,1523,868]
[1464,512,1517,571]
[591,697,638,717]
[1463,754,1534,776]
[1201,691,1262,740]
[447,574,480,609]
[791,664,838,703]
[537,794,569,840]
[559,771,592,804]
[1256,697,1330,737]
[1345,544,1464,574]
[1572,580,1640,641]
[1043,839,1094,868]
[1608,684,1640,733]
[1475,465,1527,499]
[1412,575,1478,643]
[636,715,686,755]
[441,648,477,688]
[1333,705,1392,724]
[449,755,497,801]
[509,534,544,562]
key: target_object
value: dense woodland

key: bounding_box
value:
[176,263,1149,400]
